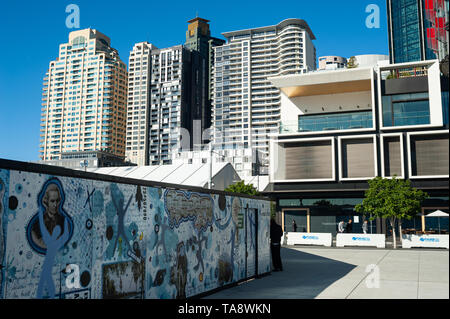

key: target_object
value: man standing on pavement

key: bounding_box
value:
[270,218,283,271]
[362,220,368,234]
[338,220,345,233]
[346,219,353,233]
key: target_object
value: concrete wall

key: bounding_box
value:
[0,162,271,299]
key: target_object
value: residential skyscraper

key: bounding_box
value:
[125,43,207,166]
[211,18,316,175]
[39,28,128,161]
[185,17,225,139]
[387,0,449,64]
[125,42,156,166]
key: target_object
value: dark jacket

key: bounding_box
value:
[345,222,353,233]
[270,221,283,244]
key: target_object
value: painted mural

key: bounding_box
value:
[0,167,271,299]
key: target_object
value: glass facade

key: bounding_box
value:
[443,91,449,126]
[389,0,450,63]
[382,92,430,126]
[421,0,450,61]
[298,111,372,132]
[390,0,422,63]
[280,198,377,235]
[284,210,308,233]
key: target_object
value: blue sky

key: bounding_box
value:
[0,0,389,162]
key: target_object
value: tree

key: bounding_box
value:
[224,180,259,196]
[355,176,428,249]
[347,56,358,69]
[270,201,277,220]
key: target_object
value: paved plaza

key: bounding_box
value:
[203,246,449,299]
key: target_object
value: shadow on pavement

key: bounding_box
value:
[273,247,357,298]
[204,247,357,299]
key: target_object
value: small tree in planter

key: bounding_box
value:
[355,176,428,249]
[224,180,259,196]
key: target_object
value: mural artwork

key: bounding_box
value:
[0,167,270,299]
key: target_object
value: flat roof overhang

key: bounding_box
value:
[262,180,449,198]
[269,67,373,98]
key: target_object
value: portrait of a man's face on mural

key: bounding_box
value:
[31,183,66,250]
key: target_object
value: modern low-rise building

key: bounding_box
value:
[266,59,449,235]
[83,162,241,191]
[38,150,134,169]
[318,56,347,70]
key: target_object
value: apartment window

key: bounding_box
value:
[298,111,373,132]
[382,93,430,127]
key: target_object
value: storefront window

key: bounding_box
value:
[423,208,449,234]
[283,210,307,233]
[400,216,422,233]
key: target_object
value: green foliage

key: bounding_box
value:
[270,201,277,219]
[386,72,395,79]
[355,176,428,220]
[224,180,259,196]
[347,56,358,69]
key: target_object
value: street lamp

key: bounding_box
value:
[80,159,88,172]
[208,143,227,189]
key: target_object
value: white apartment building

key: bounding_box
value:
[126,43,183,166]
[125,42,157,166]
[211,18,316,175]
[39,28,128,161]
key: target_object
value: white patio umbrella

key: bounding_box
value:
[425,210,449,233]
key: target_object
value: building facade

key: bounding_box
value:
[184,17,225,126]
[39,29,128,161]
[125,42,156,166]
[125,43,208,166]
[267,59,449,235]
[211,19,317,176]
[387,0,449,64]
[318,56,347,70]
[38,150,133,169]
[171,144,261,182]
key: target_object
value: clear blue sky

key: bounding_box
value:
[0,0,389,162]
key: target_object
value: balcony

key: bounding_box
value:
[280,111,373,133]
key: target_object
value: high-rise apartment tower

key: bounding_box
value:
[39,29,128,161]
[125,43,207,166]
[211,18,316,175]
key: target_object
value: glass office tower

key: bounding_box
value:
[387,0,449,63]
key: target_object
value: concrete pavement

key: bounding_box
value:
[203,246,449,299]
